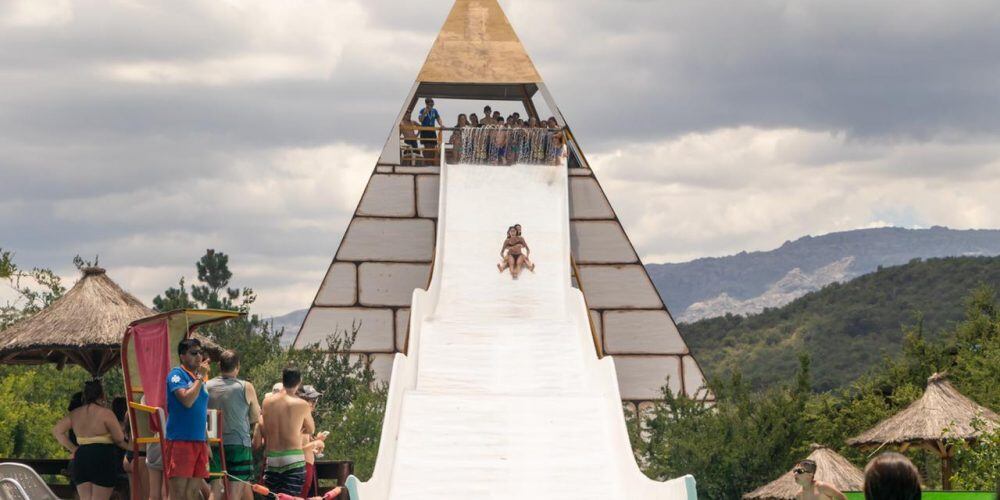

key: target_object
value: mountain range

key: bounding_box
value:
[647,226,1000,322]
[682,255,1000,390]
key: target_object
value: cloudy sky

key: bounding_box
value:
[2,0,999,316]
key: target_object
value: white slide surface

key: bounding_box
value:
[348,162,696,500]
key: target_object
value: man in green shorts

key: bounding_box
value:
[206,349,261,499]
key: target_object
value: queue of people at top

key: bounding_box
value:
[401,98,566,165]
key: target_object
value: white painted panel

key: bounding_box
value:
[359,263,431,307]
[315,262,357,306]
[357,174,416,217]
[570,221,638,264]
[416,175,440,218]
[603,310,687,354]
[682,356,709,399]
[370,353,395,385]
[569,177,614,220]
[577,265,663,309]
[337,218,435,262]
[297,307,394,352]
[395,308,411,352]
[615,356,682,400]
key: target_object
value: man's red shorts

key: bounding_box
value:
[164,440,210,479]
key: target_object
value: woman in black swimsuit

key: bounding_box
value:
[497,226,532,279]
[53,380,130,500]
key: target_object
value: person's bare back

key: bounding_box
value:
[797,481,843,500]
[262,391,314,452]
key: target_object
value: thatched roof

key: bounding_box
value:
[848,373,1000,447]
[743,445,864,499]
[0,267,153,375]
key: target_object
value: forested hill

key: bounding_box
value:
[647,226,1000,321]
[682,255,1000,391]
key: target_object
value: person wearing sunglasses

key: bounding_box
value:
[793,459,847,500]
[165,338,212,499]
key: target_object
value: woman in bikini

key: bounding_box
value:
[497,226,534,279]
[449,114,469,163]
[514,224,536,272]
[53,380,130,500]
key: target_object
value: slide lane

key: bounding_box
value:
[348,162,696,500]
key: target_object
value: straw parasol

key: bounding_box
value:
[744,444,864,499]
[0,267,222,377]
[847,372,999,489]
[0,267,152,376]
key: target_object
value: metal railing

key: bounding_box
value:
[400,126,568,166]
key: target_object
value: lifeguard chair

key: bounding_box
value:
[121,309,244,500]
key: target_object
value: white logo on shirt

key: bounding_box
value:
[170,374,181,384]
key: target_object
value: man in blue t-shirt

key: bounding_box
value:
[165,337,211,499]
[417,97,444,161]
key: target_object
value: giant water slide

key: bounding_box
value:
[346,161,696,499]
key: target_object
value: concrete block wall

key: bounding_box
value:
[296,166,440,386]
[568,167,711,403]
[295,163,711,403]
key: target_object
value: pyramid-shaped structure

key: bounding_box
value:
[294,0,708,403]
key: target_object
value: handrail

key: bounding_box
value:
[570,256,604,358]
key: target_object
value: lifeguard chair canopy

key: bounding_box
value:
[122,308,242,406]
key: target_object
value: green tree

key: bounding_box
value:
[949,422,1000,491]
[0,248,66,330]
[635,356,812,499]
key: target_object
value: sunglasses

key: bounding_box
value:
[187,350,202,356]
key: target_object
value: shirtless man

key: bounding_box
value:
[260,367,314,496]
[793,459,847,500]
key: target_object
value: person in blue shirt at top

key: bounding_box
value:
[417,97,444,160]
[165,337,212,499]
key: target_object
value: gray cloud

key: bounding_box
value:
[2,0,999,315]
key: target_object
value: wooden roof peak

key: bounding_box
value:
[417,0,542,85]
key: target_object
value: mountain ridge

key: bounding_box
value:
[648,226,1000,320]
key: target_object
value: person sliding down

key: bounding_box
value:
[514,224,536,272]
[497,226,534,279]
[261,367,314,496]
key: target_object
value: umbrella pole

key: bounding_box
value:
[935,441,951,490]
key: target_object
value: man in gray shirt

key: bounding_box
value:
[206,349,261,500]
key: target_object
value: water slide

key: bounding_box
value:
[346,161,696,500]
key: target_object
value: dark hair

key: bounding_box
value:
[863,452,921,500]
[178,337,202,356]
[796,459,817,473]
[282,366,302,388]
[111,396,128,422]
[484,105,492,112]
[83,380,105,405]
[219,349,240,373]
[68,391,84,412]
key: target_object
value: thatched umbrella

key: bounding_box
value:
[847,372,999,490]
[0,267,222,377]
[744,444,864,499]
[0,267,152,376]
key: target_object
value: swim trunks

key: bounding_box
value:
[165,440,210,479]
[264,450,306,496]
[209,444,255,482]
[73,443,121,488]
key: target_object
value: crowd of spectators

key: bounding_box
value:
[400,100,566,165]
